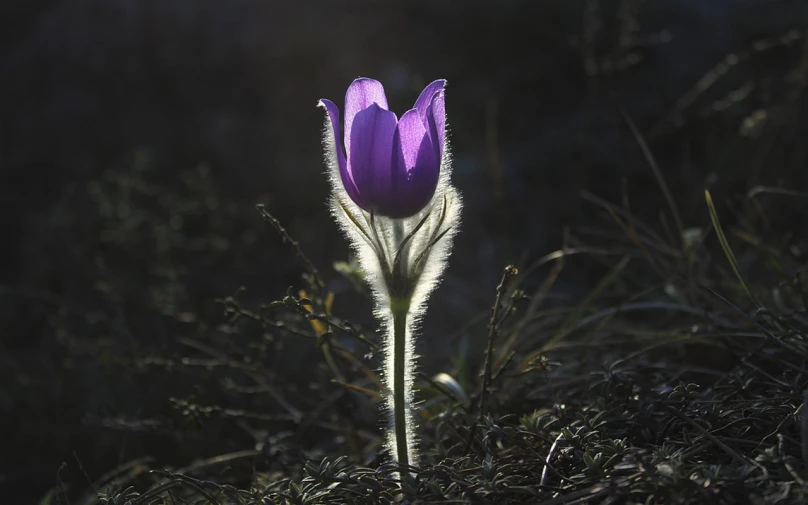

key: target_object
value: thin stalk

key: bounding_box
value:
[322,343,344,382]
[704,190,762,309]
[391,298,410,475]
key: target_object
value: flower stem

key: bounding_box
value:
[391,297,410,475]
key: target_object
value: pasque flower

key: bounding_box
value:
[319,78,461,476]
[320,78,446,218]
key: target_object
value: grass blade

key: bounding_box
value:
[704,189,761,308]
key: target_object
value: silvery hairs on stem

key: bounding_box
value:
[319,78,461,466]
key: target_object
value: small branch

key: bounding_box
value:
[465,265,519,454]
[480,265,519,414]
[255,204,325,296]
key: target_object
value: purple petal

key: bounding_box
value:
[426,90,446,160]
[412,79,446,120]
[318,99,346,168]
[344,78,389,160]
[348,103,398,212]
[319,98,362,206]
[394,109,429,171]
[387,109,440,218]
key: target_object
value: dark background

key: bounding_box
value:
[2,0,807,502]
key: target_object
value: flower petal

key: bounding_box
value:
[394,109,428,172]
[387,109,440,218]
[426,90,446,160]
[318,99,363,207]
[348,103,398,212]
[318,98,342,152]
[345,78,389,160]
[412,79,446,121]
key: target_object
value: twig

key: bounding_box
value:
[255,204,347,380]
[464,265,519,454]
[255,204,325,296]
[480,265,519,414]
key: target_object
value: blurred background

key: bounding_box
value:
[2,0,807,502]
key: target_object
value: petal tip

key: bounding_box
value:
[414,79,447,118]
[430,88,445,106]
[351,76,383,86]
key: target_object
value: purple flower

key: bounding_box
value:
[320,78,446,219]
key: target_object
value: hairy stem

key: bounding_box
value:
[391,297,410,474]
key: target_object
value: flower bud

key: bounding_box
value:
[319,78,446,218]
